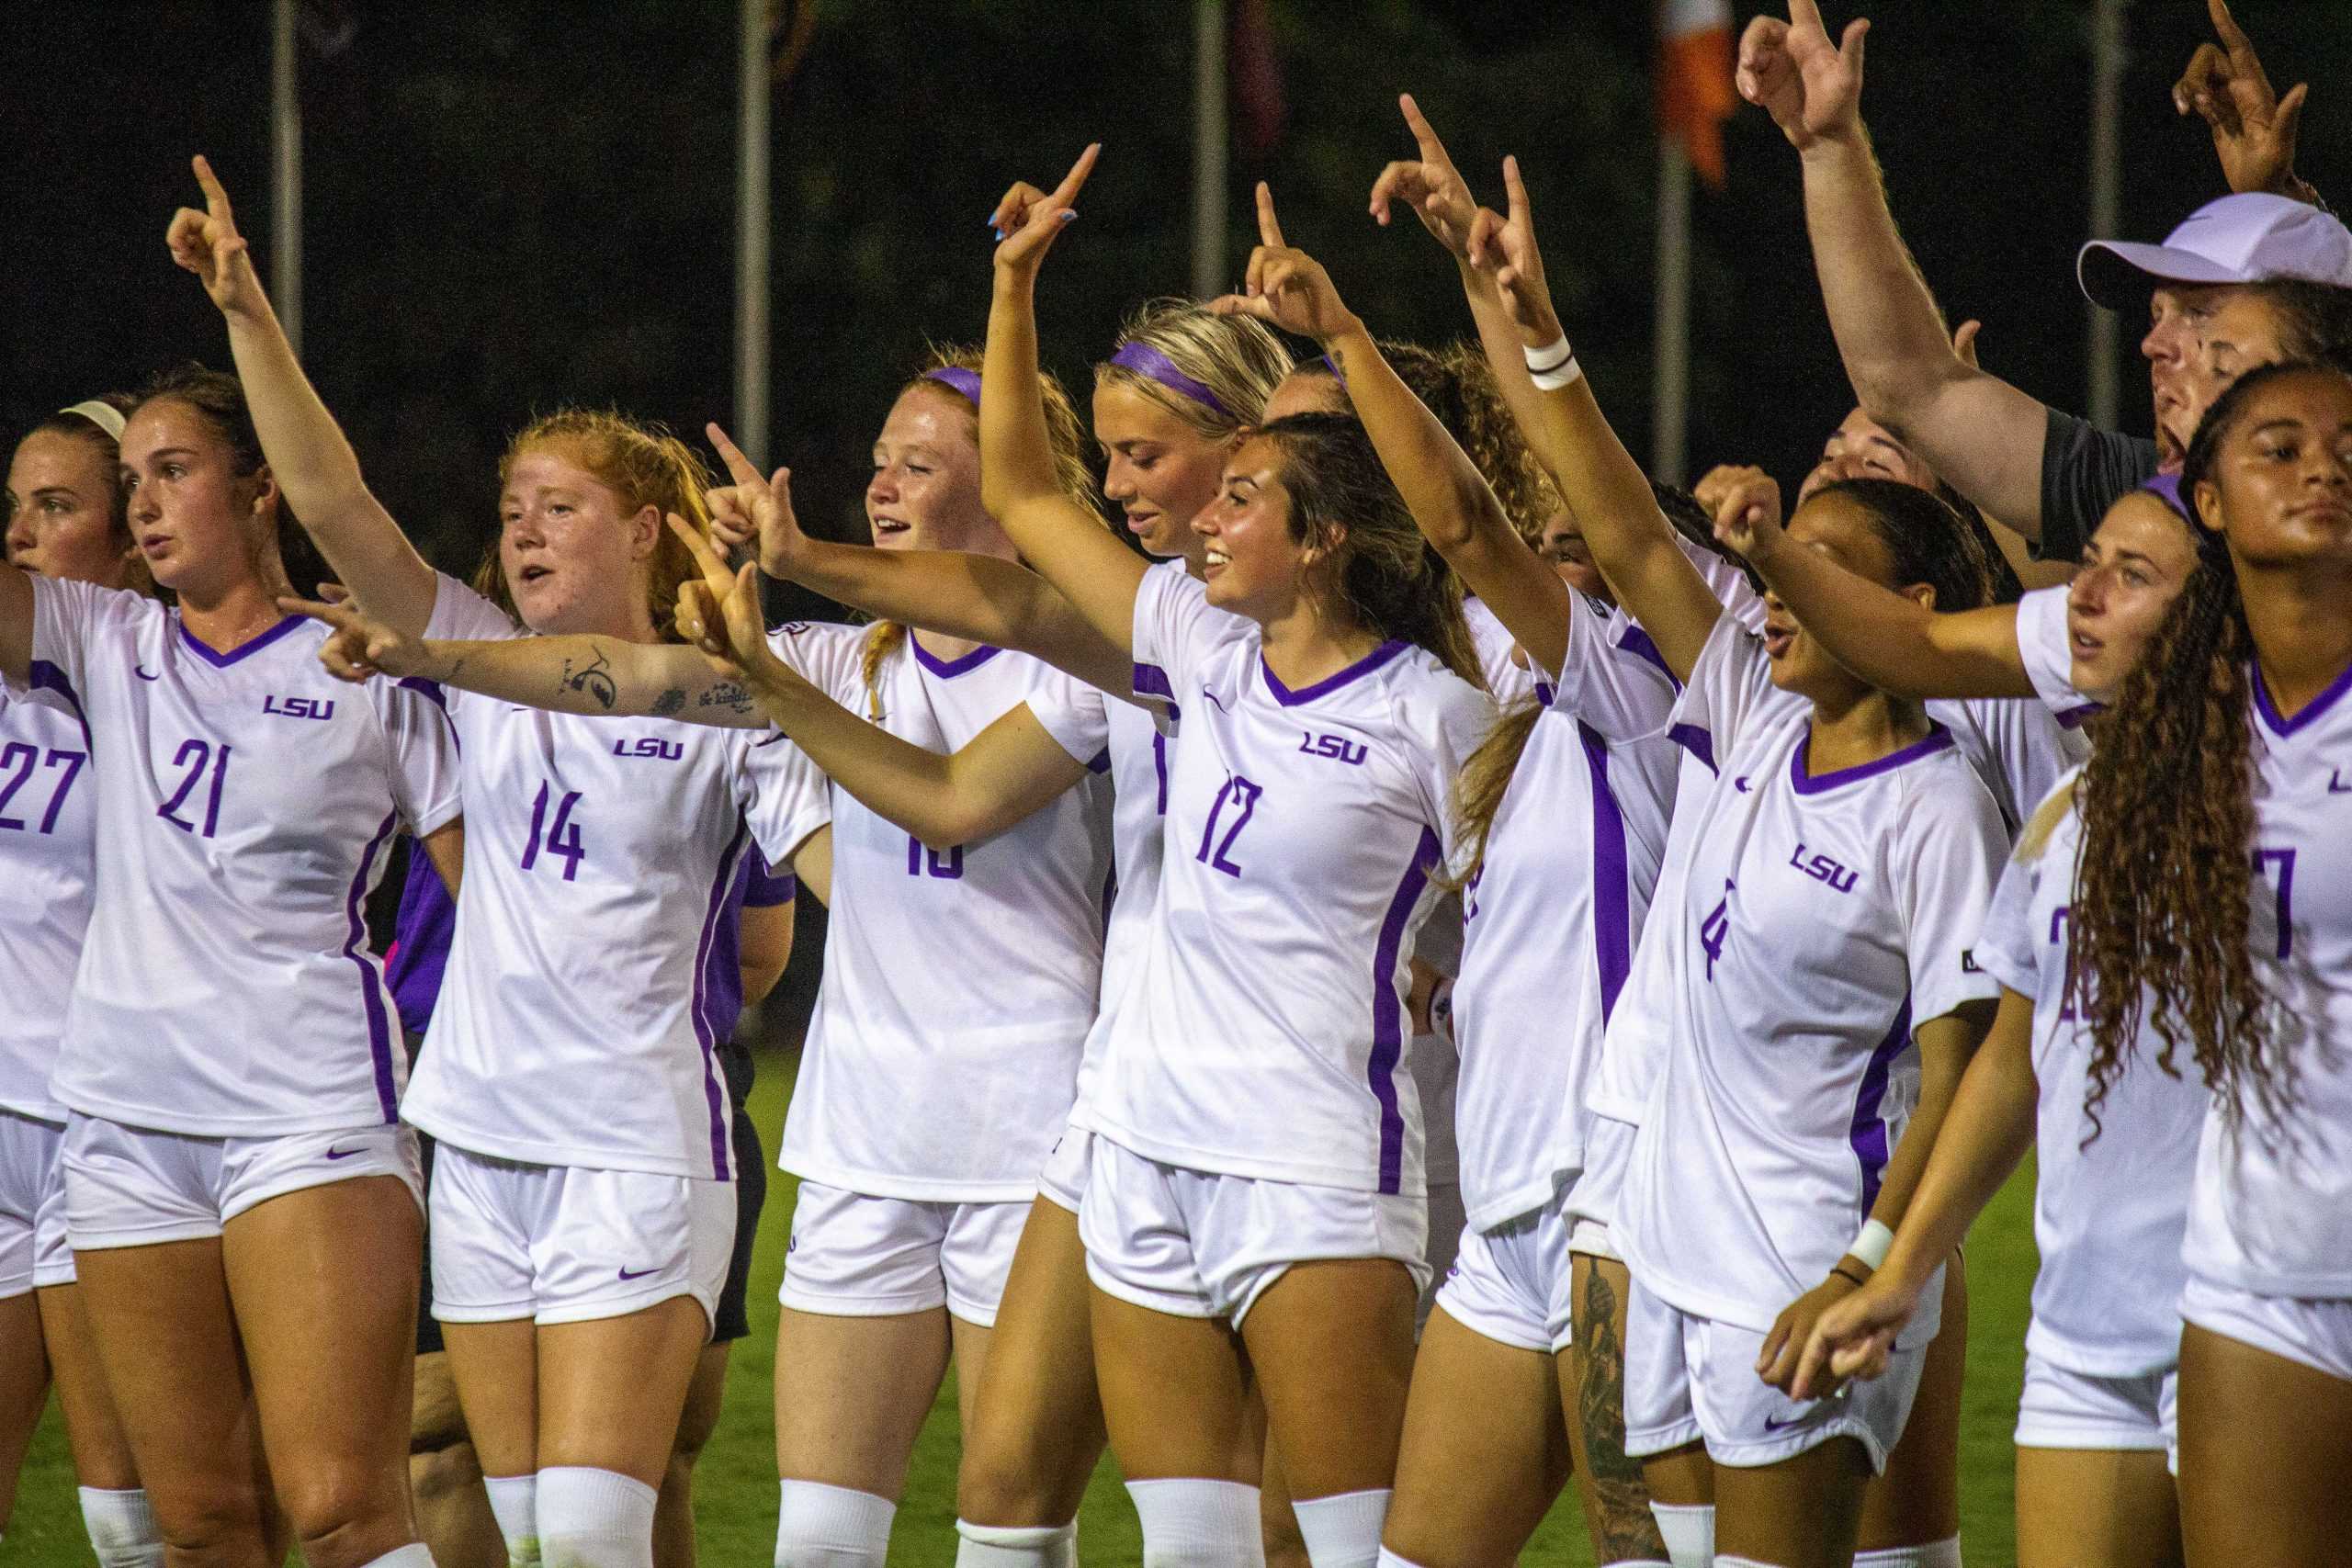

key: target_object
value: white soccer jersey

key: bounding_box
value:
[28,578,460,1135]
[1936,694,2087,836]
[2184,660,2352,1299]
[0,675,98,1121]
[1451,593,1680,1231]
[1974,771,2202,1377]
[398,578,830,1180]
[1089,567,1496,1195]
[772,620,1114,1202]
[1464,596,1537,705]
[1615,615,2005,1332]
[2015,585,2102,728]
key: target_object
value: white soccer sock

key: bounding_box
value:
[1648,1502,1713,1568]
[536,1466,656,1568]
[1124,1479,1265,1568]
[1289,1489,1390,1568]
[775,1479,895,1568]
[483,1473,541,1567]
[77,1487,164,1568]
[954,1517,1077,1568]
[1853,1540,1962,1567]
[357,1547,438,1567]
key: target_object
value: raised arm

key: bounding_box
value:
[1461,160,1724,682]
[1741,5,2052,536]
[670,520,1094,848]
[1789,987,2040,1397]
[2174,0,2322,207]
[280,592,766,726]
[1710,472,2035,699]
[704,424,1130,694]
[1216,185,1575,677]
[168,157,437,630]
[978,148,1148,655]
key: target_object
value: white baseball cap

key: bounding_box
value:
[2078,193,2352,310]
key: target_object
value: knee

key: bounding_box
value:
[147,1483,266,1566]
[956,1421,1089,1528]
[275,1461,409,1568]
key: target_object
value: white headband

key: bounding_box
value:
[59,400,127,442]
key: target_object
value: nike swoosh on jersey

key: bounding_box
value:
[617,1266,660,1280]
[324,1145,363,1160]
[135,666,162,682]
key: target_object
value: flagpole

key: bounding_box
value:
[271,0,302,357]
[1192,0,1228,300]
[737,0,773,471]
[1652,138,1692,487]
[2086,0,2129,431]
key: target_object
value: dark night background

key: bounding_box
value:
[11,0,2351,1025]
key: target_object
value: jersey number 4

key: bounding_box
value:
[0,743,85,835]
[1195,773,1263,879]
[520,783,587,881]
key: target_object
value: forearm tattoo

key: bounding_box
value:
[698,680,755,714]
[560,647,617,711]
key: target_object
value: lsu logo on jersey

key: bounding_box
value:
[1787,840,1859,894]
[1297,731,1367,766]
[261,694,335,721]
[611,737,685,761]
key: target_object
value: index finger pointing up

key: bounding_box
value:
[665,510,731,584]
[1256,182,1286,250]
[706,423,765,489]
[1399,94,1454,171]
[191,154,235,222]
[1051,143,1102,207]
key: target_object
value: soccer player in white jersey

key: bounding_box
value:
[2050,361,2352,1564]
[1239,152,1686,1567]
[1,398,165,1567]
[705,299,1289,1568]
[1456,155,2006,1568]
[1787,488,2209,1568]
[170,161,833,1568]
[0,348,460,1568]
[975,151,1495,1568]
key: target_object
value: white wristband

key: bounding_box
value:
[1529,355,1583,392]
[1849,1219,1895,1271]
[1522,334,1574,374]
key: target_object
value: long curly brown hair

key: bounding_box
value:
[2069,367,2286,1127]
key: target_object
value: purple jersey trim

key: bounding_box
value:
[342,811,402,1122]
[743,852,797,908]
[1368,827,1442,1194]
[1085,746,1112,774]
[2053,701,2101,731]
[25,660,91,747]
[386,849,455,1031]
[1577,722,1634,1022]
[1613,624,1678,688]
[176,613,307,668]
[1790,723,1955,796]
[1848,998,1913,1216]
[1133,662,1182,719]
[910,639,1002,679]
[2252,652,2352,739]
[1261,639,1408,707]
[1666,722,1715,773]
[687,821,752,1179]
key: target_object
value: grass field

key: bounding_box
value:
[6,1048,2043,1565]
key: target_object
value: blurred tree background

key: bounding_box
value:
[11,0,2352,1021]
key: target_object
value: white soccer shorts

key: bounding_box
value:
[2181,1272,2352,1384]
[1565,1114,1633,1242]
[0,1110,74,1295]
[428,1143,733,1333]
[1623,1275,1929,1473]
[62,1113,420,1250]
[1419,1178,1465,1333]
[1434,1198,1577,1355]
[779,1179,1029,1327]
[2014,1350,2177,1456]
[1078,1134,1428,1327]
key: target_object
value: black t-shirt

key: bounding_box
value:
[2038,406,2162,563]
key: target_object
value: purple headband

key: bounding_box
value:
[1108,341,1235,422]
[2141,470,2188,518]
[924,367,982,406]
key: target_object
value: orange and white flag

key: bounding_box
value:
[1658,0,1737,189]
